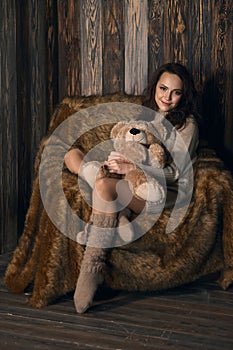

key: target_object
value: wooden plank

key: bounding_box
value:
[222,0,233,154]
[124,0,148,95]
[1,284,233,350]
[0,0,18,253]
[16,0,48,237]
[45,0,59,117]
[209,0,230,153]
[57,0,81,100]
[148,0,164,75]
[187,0,203,87]
[164,0,189,66]
[28,0,48,153]
[199,0,215,143]
[1,252,233,350]
[102,0,124,94]
[15,0,32,235]
[199,0,213,87]
[80,0,103,96]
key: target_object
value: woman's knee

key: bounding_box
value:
[94,177,117,201]
[64,148,84,174]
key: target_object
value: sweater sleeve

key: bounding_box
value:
[137,116,199,184]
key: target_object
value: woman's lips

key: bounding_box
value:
[161,101,171,106]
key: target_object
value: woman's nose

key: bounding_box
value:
[164,90,171,100]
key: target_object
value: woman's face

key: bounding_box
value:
[154,72,183,112]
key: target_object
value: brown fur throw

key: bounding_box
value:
[4,93,233,308]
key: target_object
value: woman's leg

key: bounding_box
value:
[92,177,146,215]
[74,177,145,313]
[64,148,84,175]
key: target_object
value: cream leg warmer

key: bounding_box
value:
[74,213,117,313]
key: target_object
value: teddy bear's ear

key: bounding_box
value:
[110,121,127,138]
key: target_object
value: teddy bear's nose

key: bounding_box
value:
[130,128,140,135]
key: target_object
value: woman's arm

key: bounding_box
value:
[137,117,199,184]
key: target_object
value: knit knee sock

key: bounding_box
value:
[74,214,117,313]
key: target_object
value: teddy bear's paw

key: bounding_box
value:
[135,181,165,203]
[79,161,102,188]
[149,143,167,168]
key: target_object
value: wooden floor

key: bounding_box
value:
[1,253,233,350]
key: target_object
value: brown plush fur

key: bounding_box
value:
[4,93,233,308]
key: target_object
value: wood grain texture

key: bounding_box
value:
[1,253,233,350]
[1,0,233,253]
[46,0,59,117]
[80,0,103,96]
[28,0,47,152]
[198,0,213,87]
[58,0,81,100]
[103,0,124,94]
[16,0,33,236]
[16,0,48,239]
[0,0,18,253]
[164,0,189,65]
[187,1,203,87]
[205,0,231,152]
[124,0,148,94]
[148,0,164,75]
[220,0,233,153]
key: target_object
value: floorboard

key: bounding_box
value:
[1,253,233,350]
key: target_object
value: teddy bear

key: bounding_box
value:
[80,119,168,204]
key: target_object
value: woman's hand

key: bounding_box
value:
[104,151,135,175]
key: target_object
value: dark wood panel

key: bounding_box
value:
[16,0,33,236]
[16,0,48,238]
[202,0,231,154]
[103,0,124,94]
[188,0,203,87]
[80,0,103,96]
[220,0,233,153]
[164,0,189,65]
[28,0,48,151]
[195,0,213,88]
[212,0,229,151]
[57,0,81,100]
[124,0,148,94]
[0,0,18,253]
[46,0,59,117]
[148,0,164,75]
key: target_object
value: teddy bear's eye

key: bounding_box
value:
[130,128,140,135]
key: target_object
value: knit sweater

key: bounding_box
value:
[138,115,199,211]
[140,115,199,184]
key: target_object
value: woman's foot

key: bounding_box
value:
[74,269,104,313]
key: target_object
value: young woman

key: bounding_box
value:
[64,62,200,313]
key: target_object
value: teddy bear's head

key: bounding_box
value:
[110,120,167,168]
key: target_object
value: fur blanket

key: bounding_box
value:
[4,93,233,308]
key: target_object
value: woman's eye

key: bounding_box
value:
[175,91,182,96]
[159,86,166,91]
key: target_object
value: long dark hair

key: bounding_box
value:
[142,63,198,129]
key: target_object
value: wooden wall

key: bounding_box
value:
[1,0,232,253]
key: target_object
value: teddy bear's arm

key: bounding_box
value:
[149,143,167,168]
